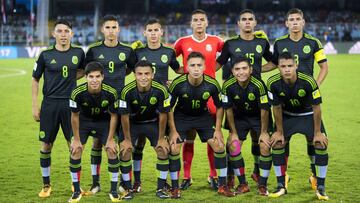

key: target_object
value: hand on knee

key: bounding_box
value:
[228,139,241,156]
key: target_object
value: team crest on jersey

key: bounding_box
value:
[303,45,311,54]
[39,131,45,139]
[161,54,168,63]
[150,97,158,105]
[72,56,79,64]
[206,44,213,52]
[101,100,109,107]
[298,89,306,97]
[202,91,210,100]
[248,93,256,101]
[256,45,262,53]
[119,52,126,61]
[132,100,138,104]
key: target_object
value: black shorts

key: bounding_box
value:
[78,118,111,145]
[174,112,214,143]
[234,117,261,141]
[119,121,160,147]
[283,113,327,141]
[38,98,72,143]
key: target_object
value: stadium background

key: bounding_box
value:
[0,0,359,202]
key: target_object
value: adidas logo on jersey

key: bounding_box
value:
[50,59,57,64]
[280,92,285,96]
[187,47,193,52]
[182,94,189,98]
[132,100,138,104]
[98,54,105,59]
[235,48,241,52]
[141,56,147,60]
[282,48,288,52]
[234,95,240,99]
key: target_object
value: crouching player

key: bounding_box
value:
[68,62,120,202]
[267,52,329,200]
[118,60,171,199]
[222,57,271,195]
[168,52,235,198]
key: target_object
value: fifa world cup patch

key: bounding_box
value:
[221,94,228,103]
[267,91,273,100]
[119,100,127,108]
[69,100,77,108]
[164,97,171,107]
[312,89,321,99]
[260,95,268,104]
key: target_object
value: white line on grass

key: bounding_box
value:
[0,68,27,78]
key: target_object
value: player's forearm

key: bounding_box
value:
[121,114,131,140]
[262,62,276,73]
[107,113,118,141]
[71,112,81,141]
[273,105,284,133]
[158,112,167,139]
[316,62,329,86]
[168,111,177,132]
[313,104,322,134]
[260,109,269,133]
[225,108,237,134]
[215,107,224,131]
[31,78,40,107]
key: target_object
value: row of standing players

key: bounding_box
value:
[32,8,329,203]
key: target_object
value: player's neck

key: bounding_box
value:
[137,84,151,92]
[193,32,206,41]
[289,31,303,42]
[283,75,297,85]
[55,43,70,52]
[88,86,101,94]
[240,31,254,40]
[188,74,203,86]
[238,78,250,88]
[148,42,161,49]
[104,39,119,47]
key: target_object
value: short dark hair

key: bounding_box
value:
[145,18,162,28]
[192,9,207,16]
[102,14,118,25]
[286,8,304,19]
[239,9,255,20]
[54,19,72,29]
[278,52,295,62]
[85,62,104,75]
[232,57,251,68]
[134,60,154,72]
[187,51,205,62]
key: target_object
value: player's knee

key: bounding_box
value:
[71,148,83,159]
[155,146,169,159]
[314,142,326,150]
[170,143,181,155]
[228,139,241,156]
[259,142,271,156]
[272,142,286,150]
[41,142,53,152]
[209,138,224,153]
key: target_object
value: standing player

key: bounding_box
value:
[222,57,271,195]
[118,61,171,199]
[168,52,235,198]
[130,18,180,192]
[267,52,329,200]
[68,62,120,203]
[84,15,136,194]
[271,8,329,189]
[173,9,224,189]
[32,19,85,198]
[216,9,274,184]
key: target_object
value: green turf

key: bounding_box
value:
[0,54,359,202]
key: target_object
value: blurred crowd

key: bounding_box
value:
[1,10,360,45]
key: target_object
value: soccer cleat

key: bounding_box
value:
[208,176,219,190]
[217,185,235,197]
[71,185,85,195]
[170,188,181,199]
[68,191,82,203]
[251,173,260,184]
[132,182,142,193]
[269,186,287,198]
[315,188,329,201]
[258,185,269,196]
[235,183,250,195]
[285,172,290,189]
[85,184,101,196]
[180,178,192,190]
[309,174,317,190]
[226,175,234,189]
[109,191,122,202]
[118,182,126,197]
[122,190,134,200]
[156,188,170,199]
[38,184,52,198]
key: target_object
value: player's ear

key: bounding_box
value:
[285,20,289,28]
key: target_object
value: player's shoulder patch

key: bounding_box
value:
[267,73,282,89]
[121,80,137,100]
[275,34,290,42]
[298,72,317,90]
[71,83,87,100]
[87,41,103,49]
